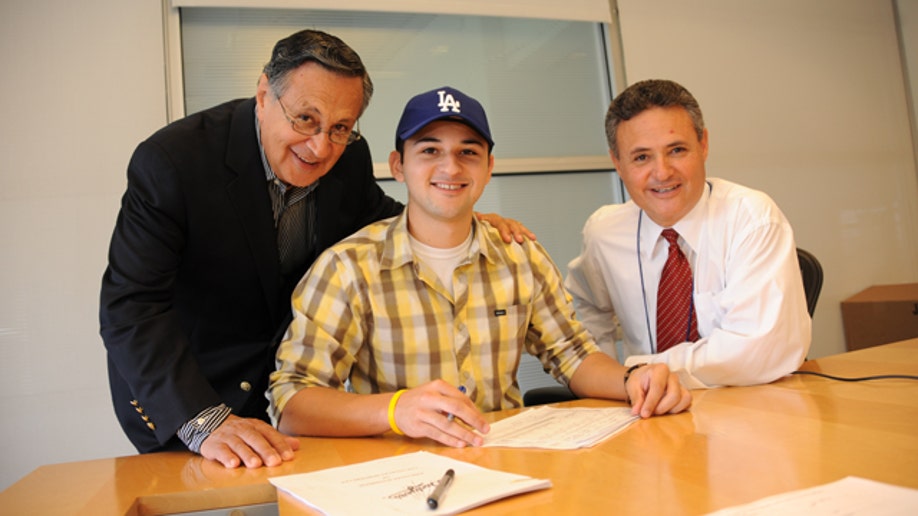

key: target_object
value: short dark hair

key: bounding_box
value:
[262,29,374,116]
[605,79,705,159]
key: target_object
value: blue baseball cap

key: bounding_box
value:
[395,86,494,149]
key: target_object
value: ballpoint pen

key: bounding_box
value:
[427,468,455,509]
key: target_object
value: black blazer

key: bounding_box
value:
[100,98,402,452]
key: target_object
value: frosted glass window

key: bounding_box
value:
[180,8,614,176]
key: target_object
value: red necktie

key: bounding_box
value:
[656,229,699,352]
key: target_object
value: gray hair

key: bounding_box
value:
[605,79,705,159]
[262,29,374,116]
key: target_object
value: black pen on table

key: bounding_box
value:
[427,468,455,510]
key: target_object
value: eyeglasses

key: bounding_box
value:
[275,93,362,145]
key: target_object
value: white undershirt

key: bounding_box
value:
[408,229,474,297]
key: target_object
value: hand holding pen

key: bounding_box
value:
[387,379,489,448]
[446,385,466,422]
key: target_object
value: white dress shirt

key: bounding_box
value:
[565,178,811,389]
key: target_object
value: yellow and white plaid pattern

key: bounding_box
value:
[268,213,599,423]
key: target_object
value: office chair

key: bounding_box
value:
[522,247,826,407]
[521,385,576,407]
[796,247,823,318]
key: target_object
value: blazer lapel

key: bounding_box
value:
[223,98,282,323]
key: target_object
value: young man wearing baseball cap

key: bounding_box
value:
[268,87,691,447]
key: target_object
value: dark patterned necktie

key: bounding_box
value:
[277,187,308,274]
[656,229,699,352]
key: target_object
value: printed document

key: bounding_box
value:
[706,476,918,515]
[481,406,638,449]
[269,451,551,515]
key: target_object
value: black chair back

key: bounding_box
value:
[796,247,823,318]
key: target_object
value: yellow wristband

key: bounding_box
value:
[388,389,406,435]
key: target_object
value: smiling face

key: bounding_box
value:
[611,106,709,228]
[255,61,364,187]
[389,120,494,247]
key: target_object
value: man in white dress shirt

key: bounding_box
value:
[565,79,811,389]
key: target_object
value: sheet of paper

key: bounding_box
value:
[269,451,551,516]
[706,476,918,515]
[481,406,638,449]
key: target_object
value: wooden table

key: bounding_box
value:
[3,339,917,515]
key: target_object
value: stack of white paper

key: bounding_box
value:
[706,476,918,515]
[269,451,551,515]
[481,406,639,449]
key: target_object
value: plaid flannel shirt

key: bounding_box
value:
[268,213,599,424]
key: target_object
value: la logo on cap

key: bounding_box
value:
[437,90,461,113]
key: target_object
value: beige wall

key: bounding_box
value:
[0,0,166,490]
[899,0,918,177]
[1,0,915,491]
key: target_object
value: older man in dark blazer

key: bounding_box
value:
[100,29,528,469]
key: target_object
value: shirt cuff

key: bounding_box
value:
[176,403,232,454]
